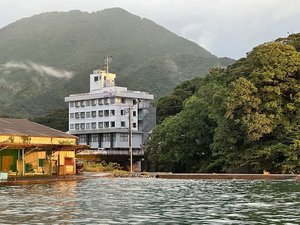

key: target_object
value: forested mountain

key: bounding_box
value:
[0,8,233,117]
[148,33,300,174]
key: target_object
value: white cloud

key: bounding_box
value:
[29,62,74,79]
[2,61,31,71]
[1,61,74,79]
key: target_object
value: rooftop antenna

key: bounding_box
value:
[104,55,112,73]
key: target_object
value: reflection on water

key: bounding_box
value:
[0,178,300,224]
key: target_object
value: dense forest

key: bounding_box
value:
[147,34,300,174]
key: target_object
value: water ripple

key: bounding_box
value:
[0,179,299,224]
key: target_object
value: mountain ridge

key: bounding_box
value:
[0,8,234,117]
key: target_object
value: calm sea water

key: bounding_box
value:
[0,178,299,224]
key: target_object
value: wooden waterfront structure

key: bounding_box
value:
[0,118,86,176]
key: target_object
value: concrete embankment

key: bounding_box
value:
[0,172,115,186]
[113,172,300,180]
[0,175,87,186]
[155,173,299,180]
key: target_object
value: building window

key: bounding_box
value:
[121,110,126,116]
[133,111,136,117]
[102,133,110,142]
[121,98,126,104]
[75,113,80,119]
[133,99,137,105]
[80,112,85,118]
[70,102,74,107]
[98,110,103,117]
[104,98,109,105]
[98,99,103,105]
[98,122,103,128]
[121,121,126,127]
[111,121,115,127]
[38,159,45,167]
[65,158,74,166]
[86,100,90,106]
[80,101,85,107]
[133,123,137,128]
[104,110,109,117]
[86,123,90,129]
[92,134,98,142]
[94,76,98,82]
[86,112,91,118]
[80,123,85,130]
[91,111,96,118]
[110,97,115,104]
[70,113,74,118]
[91,122,96,129]
[70,124,74,129]
[79,135,87,143]
[110,110,115,116]
[104,121,109,128]
[91,99,97,106]
[75,124,80,130]
[75,101,80,108]
[120,133,128,142]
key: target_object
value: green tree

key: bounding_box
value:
[224,42,300,173]
[148,100,214,172]
[148,39,300,174]
[148,70,225,172]
[156,77,204,124]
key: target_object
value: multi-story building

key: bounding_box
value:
[65,69,155,170]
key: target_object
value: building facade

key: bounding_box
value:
[65,69,155,170]
[0,118,85,176]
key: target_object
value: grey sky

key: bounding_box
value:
[0,0,300,59]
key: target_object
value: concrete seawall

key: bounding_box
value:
[0,175,87,186]
[0,172,114,186]
[155,173,299,180]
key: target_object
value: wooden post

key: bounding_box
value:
[22,148,25,176]
[49,156,52,175]
[74,151,76,175]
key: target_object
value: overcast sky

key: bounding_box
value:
[0,0,300,59]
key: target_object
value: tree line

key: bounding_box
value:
[147,34,300,173]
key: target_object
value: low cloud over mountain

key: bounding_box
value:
[1,61,74,79]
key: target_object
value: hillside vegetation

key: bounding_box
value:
[148,33,300,174]
[0,8,233,117]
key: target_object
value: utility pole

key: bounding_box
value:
[128,107,133,173]
[128,99,140,173]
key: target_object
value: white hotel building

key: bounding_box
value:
[65,69,155,168]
